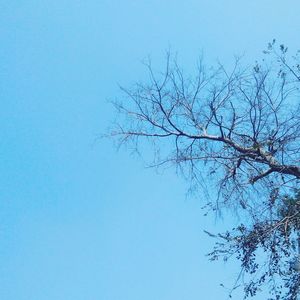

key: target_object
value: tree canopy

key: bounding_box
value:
[111,41,300,299]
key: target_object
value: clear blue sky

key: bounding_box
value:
[1,1,300,299]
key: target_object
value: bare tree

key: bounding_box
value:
[111,41,300,299]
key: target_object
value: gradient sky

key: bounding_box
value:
[1,1,300,299]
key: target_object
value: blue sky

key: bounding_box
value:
[1,1,300,299]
